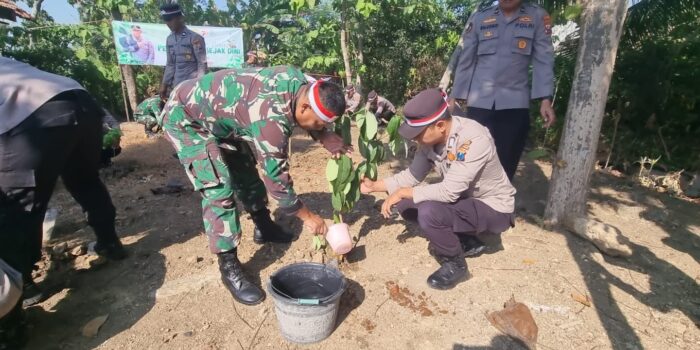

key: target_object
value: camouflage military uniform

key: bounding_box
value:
[134,96,162,133]
[161,66,307,253]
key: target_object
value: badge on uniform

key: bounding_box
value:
[456,141,472,161]
[482,17,497,24]
[484,31,493,38]
[543,15,552,36]
[447,152,456,161]
[519,16,532,23]
[518,40,527,49]
[466,22,473,34]
[185,54,192,60]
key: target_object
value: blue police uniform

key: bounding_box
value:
[451,3,555,180]
[162,27,208,89]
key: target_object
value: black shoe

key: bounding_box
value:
[251,208,294,244]
[427,253,469,290]
[218,249,265,305]
[94,239,127,260]
[0,302,27,349]
[22,278,45,307]
[459,235,486,257]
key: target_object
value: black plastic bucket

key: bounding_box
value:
[268,263,346,344]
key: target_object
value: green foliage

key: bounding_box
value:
[102,128,122,149]
[326,155,361,223]
[356,110,384,180]
[386,114,406,157]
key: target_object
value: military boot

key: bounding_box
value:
[93,237,127,260]
[21,277,44,308]
[218,249,264,305]
[427,252,470,290]
[251,208,294,244]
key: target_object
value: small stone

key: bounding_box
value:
[182,331,194,337]
[71,245,87,257]
[81,315,109,337]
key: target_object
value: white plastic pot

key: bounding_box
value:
[326,223,352,255]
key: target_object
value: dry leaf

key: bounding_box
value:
[82,314,109,338]
[571,293,592,307]
[486,296,538,350]
[522,259,536,265]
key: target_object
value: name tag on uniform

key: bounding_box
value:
[480,24,498,30]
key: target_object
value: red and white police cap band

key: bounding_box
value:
[308,81,338,123]
[406,97,448,127]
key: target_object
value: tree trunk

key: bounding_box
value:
[111,8,139,116]
[31,0,44,17]
[340,21,353,86]
[354,22,365,93]
[438,20,472,92]
[120,65,138,118]
[544,0,628,226]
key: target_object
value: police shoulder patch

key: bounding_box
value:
[466,22,473,34]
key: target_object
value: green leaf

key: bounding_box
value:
[359,138,370,159]
[326,158,339,182]
[364,111,378,140]
[368,162,378,181]
[377,143,385,162]
[356,161,368,180]
[356,111,366,130]
[387,114,402,138]
[332,191,343,212]
[369,143,377,162]
[527,148,550,160]
[337,155,353,186]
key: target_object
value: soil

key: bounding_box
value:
[22,122,700,350]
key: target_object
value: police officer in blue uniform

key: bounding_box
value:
[449,0,556,181]
[159,3,208,102]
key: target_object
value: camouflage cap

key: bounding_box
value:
[398,88,450,140]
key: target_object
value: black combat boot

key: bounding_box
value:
[218,249,265,305]
[251,208,294,244]
[0,302,26,350]
[94,237,127,260]
[22,276,44,307]
[427,252,469,290]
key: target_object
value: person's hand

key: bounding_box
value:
[360,177,376,194]
[381,191,404,219]
[318,131,353,159]
[540,99,556,128]
[302,212,328,235]
[159,86,169,102]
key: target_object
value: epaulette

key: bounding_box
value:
[478,4,497,13]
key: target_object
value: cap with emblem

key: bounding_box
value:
[398,88,450,140]
[160,3,183,21]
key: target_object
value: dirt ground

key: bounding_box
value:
[22,122,700,350]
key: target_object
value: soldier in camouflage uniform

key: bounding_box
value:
[161,66,348,305]
[133,96,162,135]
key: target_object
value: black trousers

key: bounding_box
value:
[465,107,530,181]
[0,90,117,277]
[396,198,514,257]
